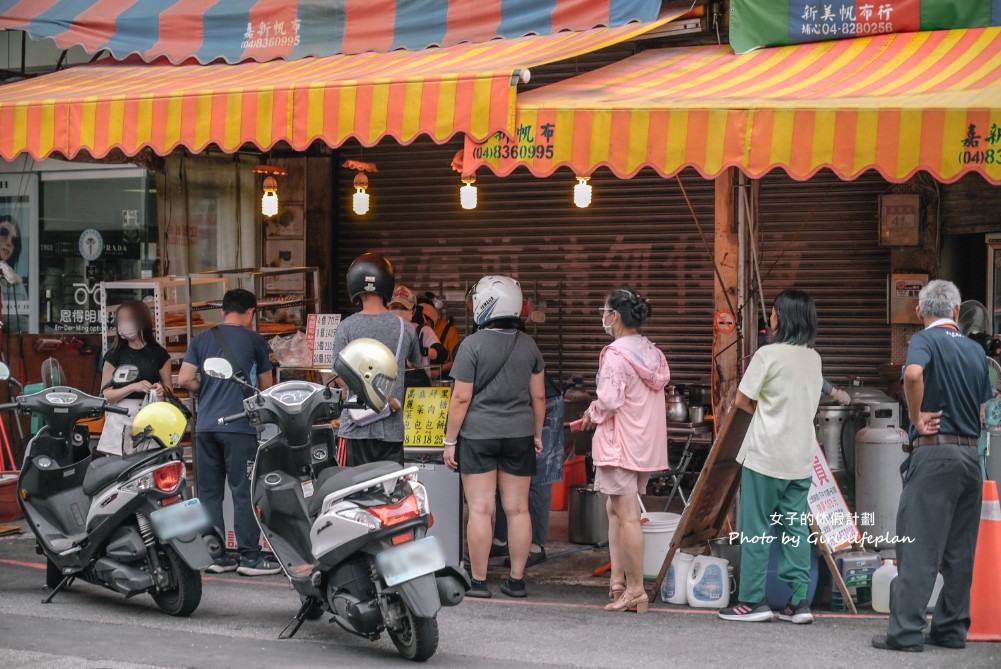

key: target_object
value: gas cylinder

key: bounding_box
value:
[854,424,909,549]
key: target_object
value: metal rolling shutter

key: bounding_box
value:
[756,170,892,385]
[334,136,717,390]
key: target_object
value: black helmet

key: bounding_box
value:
[346,252,395,305]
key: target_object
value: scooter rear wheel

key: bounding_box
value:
[388,604,438,662]
[152,547,202,617]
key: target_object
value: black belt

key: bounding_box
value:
[911,434,977,449]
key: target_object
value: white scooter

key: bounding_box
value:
[204,349,467,662]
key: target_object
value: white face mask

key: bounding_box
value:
[601,311,615,337]
[118,322,139,340]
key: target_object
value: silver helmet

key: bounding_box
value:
[334,338,398,411]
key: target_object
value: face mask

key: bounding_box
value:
[118,322,138,340]
[601,312,615,336]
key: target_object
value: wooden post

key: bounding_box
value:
[714,168,739,408]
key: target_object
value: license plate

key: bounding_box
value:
[150,498,211,541]
[376,536,446,586]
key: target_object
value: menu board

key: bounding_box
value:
[403,387,450,448]
[306,314,341,366]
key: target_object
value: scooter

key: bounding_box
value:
[203,356,468,662]
[0,361,224,616]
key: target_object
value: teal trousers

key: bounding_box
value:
[737,467,812,605]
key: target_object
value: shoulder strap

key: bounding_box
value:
[210,326,250,383]
[473,331,520,395]
[396,317,407,357]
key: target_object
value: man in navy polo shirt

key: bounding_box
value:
[874,280,992,653]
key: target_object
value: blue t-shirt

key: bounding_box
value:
[904,323,993,441]
[184,324,273,435]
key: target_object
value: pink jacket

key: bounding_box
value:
[589,335,670,472]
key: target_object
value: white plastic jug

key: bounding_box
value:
[687,555,730,609]
[660,552,695,605]
[871,560,897,613]
[872,560,942,614]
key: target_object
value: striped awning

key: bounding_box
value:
[0,0,663,64]
[0,18,671,160]
[465,28,1001,184]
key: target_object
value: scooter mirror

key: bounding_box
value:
[112,364,140,385]
[204,358,235,380]
[0,362,9,381]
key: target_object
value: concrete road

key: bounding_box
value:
[1,527,998,669]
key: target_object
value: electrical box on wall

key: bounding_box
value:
[887,273,928,325]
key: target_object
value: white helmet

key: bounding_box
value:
[472,276,523,327]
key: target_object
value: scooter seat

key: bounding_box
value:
[82,456,138,496]
[308,461,403,517]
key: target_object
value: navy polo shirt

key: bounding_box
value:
[904,321,993,441]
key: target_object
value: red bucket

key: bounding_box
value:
[551,456,588,511]
[0,471,21,523]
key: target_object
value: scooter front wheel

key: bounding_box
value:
[388,604,438,662]
[45,558,62,591]
[152,547,202,616]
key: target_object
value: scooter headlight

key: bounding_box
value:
[408,481,430,516]
[335,507,382,530]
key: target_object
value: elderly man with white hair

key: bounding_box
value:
[873,279,992,653]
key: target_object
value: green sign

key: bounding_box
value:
[730,1,1001,54]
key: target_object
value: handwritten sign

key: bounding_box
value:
[306,314,341,367]
[403,387,450,448]
[808,441,861,552]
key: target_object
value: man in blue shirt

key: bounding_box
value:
[874,280,992,653]
[179,289,277,576]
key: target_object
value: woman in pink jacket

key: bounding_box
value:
[581,288,670,614]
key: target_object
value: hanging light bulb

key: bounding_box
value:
[261,175,279,217]
[573,176,592,208]
[353,172,370,215]
[460,175,477,210]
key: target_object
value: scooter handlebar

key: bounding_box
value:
[0,402,18,412]
[218,412,246,425]
[104,404,131,415]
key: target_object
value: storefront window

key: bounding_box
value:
[0,190,31,331]
[39,170,156,333]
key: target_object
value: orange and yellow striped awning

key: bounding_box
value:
[465,28,1001,184]
[0,18,671,160]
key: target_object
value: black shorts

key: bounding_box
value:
[457,436,536,476]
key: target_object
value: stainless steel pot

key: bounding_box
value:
[568,485,608,545]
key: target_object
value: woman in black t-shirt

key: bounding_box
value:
[97,300,172,455]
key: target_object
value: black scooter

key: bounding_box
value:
[0,362,224,616]
[204,357,468,662]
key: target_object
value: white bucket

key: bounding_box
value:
[641,512,681,579]
[687,555,730,609]
[660,551,695,605]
